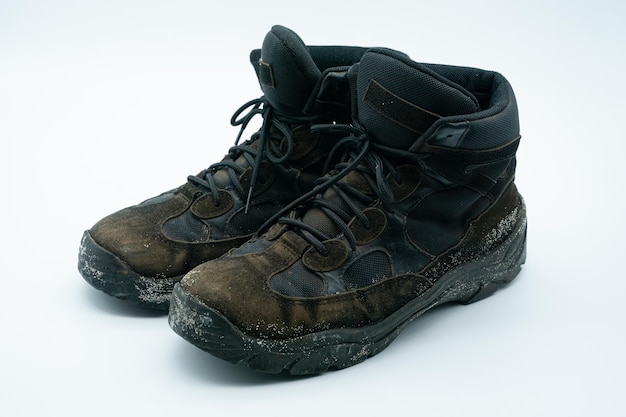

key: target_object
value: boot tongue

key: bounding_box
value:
[356,49,480,149]
[251,25,321,116]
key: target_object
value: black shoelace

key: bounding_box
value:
[259,122,420,255]
[187,97,319,213]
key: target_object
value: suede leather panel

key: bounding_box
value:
[191,191,233,219]
[182,184,524,340]
[90,190,249,278]
[349,207,387,245]
[302,239,349,272]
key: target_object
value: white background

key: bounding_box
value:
[2,0,625,415]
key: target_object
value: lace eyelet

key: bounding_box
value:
[349,207,386,245]
[302,240,348,272]
[190,191,233,219]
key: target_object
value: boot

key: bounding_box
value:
[78,25,367,309]
[168,47,527,374]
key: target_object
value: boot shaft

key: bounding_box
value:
[346,48,521,256]
[250,25,367,122]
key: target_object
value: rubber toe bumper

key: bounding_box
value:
[78,230,181,309]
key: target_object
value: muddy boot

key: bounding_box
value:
[169,47,526,373]
[78,25,367,309]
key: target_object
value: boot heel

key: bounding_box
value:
[457,220,527,305]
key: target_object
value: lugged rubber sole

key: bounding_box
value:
[168,212,527,375]
[78,231,181,310]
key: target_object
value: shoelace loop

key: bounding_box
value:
[258,123,419,255]
[188,97,315,212]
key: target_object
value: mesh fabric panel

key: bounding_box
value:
[343,250,392,291]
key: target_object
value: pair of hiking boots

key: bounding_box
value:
[78,25,527,375]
